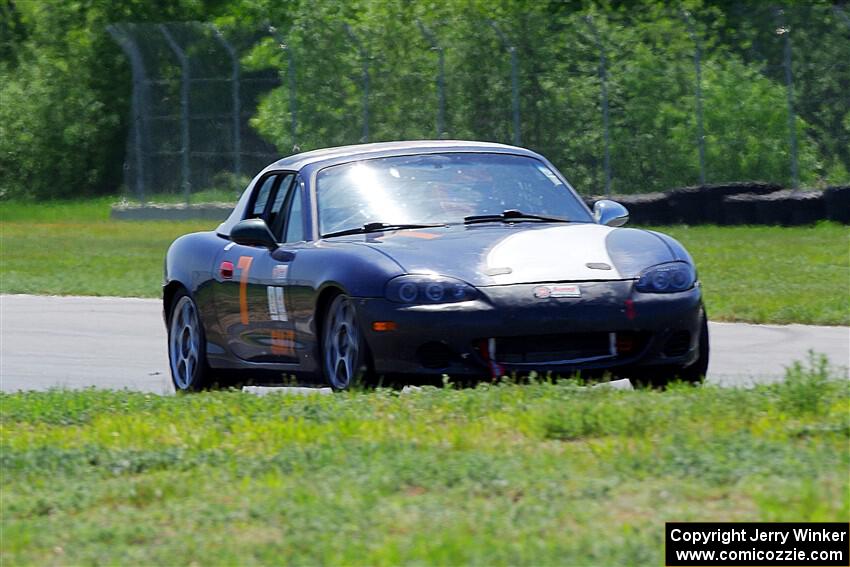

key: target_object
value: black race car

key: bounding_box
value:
[164,140,708,390]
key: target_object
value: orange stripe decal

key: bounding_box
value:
[237,256,253,325]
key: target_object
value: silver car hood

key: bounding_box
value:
[356,223,682,286]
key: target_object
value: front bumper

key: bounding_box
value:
[354,280,703,378]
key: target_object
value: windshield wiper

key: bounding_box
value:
[463,209,570,225]
[322,222,446,239]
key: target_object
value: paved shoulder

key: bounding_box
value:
[707,321,849,385]
[1,295,172,393]
[1,295,847,392]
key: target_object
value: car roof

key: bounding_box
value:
[269,140,540,171]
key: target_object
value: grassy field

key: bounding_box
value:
[1,199,848,324]
[659,224,849,325]
[1,357,847,565]
[0,199,211,298]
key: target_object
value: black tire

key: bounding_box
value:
[167,289,218,391]
[673,311,710,384]
[631,311,710,388]
[321,294,370,390]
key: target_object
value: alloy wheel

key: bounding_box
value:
[169,295,201,390]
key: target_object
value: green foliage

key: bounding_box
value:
[0,0,28,66]
[714,1,850,186]
[780,351,835,416]
[0,48,123,199]
[1,0,847,199]
[2,362,847,564]
[245,0,848,194]
[0,0,227,200]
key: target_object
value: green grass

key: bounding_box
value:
[1,356,847,565]
[118,188,242,206]
[1,199,214,297]
[659,223,849,325]
[1,199,848,324]
[0,197,117,223]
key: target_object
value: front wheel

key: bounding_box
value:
[676,311,710,383]
[321,294,369,390]
[168,291,215,391]
[630,311,710,388]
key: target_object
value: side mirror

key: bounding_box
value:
[230,218,277,249]
[593,200,629,227]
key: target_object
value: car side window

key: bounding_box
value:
[249,175,277,218]
[283,183,305,243]
[266,173,295,236]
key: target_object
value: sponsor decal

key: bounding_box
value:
[533,286,552,299]
[272,264,289,280]
[534,284,581,299]
[267,286,288,321]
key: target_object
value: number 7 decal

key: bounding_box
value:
[237,256,253,325]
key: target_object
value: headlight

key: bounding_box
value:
[634,262,696,293]
[386,275,478,304]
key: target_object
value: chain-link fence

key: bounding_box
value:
[107,22,280,203]
[109,5,850,203]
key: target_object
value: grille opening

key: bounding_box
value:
[416,342,455,369]
[484,331,650,365]
[491,332,613,364]
[663,331,691,357]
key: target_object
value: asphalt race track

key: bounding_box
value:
[1,294,848,393]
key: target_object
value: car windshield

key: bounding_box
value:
[316,153,593,236]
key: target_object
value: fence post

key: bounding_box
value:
[417,20,446,139]
[107,24,149,203]
[344,24,370,143]
[776,9,799,191]
[270,25,298,152]
[585,16,612,197]
[489,21,520,146]
[209,25,241,179]
[682,10,707,185]
[159,24,192,203]
[287,39,297,150]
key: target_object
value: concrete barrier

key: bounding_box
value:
[110,203,233,221]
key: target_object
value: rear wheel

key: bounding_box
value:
[168,291,216,391]
[321,294,369,390]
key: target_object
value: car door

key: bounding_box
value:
[213,172,298,362]
[258,174,307,363]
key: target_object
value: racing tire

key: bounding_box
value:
[676,311,710,384]
[167,290,219,391]
[631,310,710,388]
[321,294,370,391]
